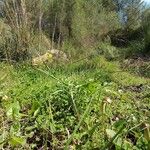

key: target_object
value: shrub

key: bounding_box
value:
[97,43,119,60]
[0,19,13,61]
[119,40,145,58]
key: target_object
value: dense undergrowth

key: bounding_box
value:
[0,56,150,149]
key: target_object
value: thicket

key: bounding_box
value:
[0,0,149,62]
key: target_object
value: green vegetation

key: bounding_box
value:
[0,57,150,149]
[0,0,150,149]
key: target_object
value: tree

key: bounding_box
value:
[72,0,120,47]
[114,0,144,30]
[142,8,150,53]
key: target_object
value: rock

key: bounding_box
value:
[32,52,53,66]
[48,49,68,61]
[32,49,68,66]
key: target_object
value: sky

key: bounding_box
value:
[144,0,150,4]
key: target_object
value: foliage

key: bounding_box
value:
[119,40,145,58]
[142,8,150,53]
[0,1,150,149]
[72,0,120,47]
[0,57,150,149]
[0,0,121,61]
[114,0,144,30]
[97,42,119,60]
[0,0,148,61]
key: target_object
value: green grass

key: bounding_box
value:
[0,57,150,149]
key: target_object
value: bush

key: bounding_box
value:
[0,18,52,62]
[0,19,13,60]
[72,0,120,48]
[119,40,145,58]
[97,43,119,60]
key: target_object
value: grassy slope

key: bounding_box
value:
[0,56,150,149]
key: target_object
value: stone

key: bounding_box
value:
[49,49,68,61]
[32,52,53,66]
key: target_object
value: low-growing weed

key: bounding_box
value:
[0,58,150,149]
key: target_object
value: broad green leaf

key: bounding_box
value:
[6,101,21,120]
[6,106,13,118]
[9,136,26,146]
[106,129,133,149]
[143,123,150,142]
[33,108,40,118]
[10,122,21,134]
[13,101,20,117]
[25,126,36,131]
[114,119,126,129]
[29,101,40,115]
